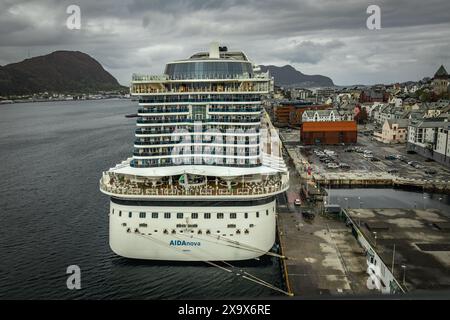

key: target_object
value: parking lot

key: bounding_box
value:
[299,133,450,182]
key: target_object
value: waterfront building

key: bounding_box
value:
[374,119,409,144]
[407,119,450,166]
[99,43,289,261]
[300,121,357,145]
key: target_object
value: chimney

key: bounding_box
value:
[209,42,220,59]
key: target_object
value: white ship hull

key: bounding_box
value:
[109,198,276,261]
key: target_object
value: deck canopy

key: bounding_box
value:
[110,164,283,178]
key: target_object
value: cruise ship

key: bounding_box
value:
[99,43,289,261]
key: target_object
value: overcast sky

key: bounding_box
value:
[1,0,449,86]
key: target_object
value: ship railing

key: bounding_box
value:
[100,179,287,197]
[131,73,270,82]
[131,88,269,94]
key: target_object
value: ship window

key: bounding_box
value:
[244,212,248,219]
[266,210,269,216]
[256,211,259,218]
[139,223,147,228]
[119,211,122,217]
[164,212,171,219]
[217,213,224,219]
[204,213,211,219]
[139,212,146,219]
[152,212,158,219]
[230,213,236,219]
[128,212,132,218]
[191,213,198,219]
[227,224,236,228]
[177,212,183,219]
[112,209,115,214]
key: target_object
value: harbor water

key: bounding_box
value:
[0,99,282,299]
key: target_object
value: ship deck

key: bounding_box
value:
[100,172,287,198]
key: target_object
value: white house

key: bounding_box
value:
[302,109,342,122]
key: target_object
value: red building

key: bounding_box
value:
[274,104,329,127]
[300,121,357,145]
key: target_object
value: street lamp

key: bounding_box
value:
[358,196,361,209]
[373,231,377,247]
[401,265,406,285]
[344,197,349,209]
[439,197,443,211]
[357,212,361,227]
[423,195,427,210]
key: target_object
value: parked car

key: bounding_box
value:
[425,168,437,175]
[385,155,396,160]
[344,148,354,152]
[370,157,381,162]
[327,163,340,169]
[302,210,315,220]
[294,199,302,206]
[387,168,399,174]
[363,153,373,159]
[339,163,350,169]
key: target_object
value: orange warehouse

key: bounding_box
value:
[300,121,357,145]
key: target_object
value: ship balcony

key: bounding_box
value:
[208,118,260,123]
[100,172,288,199]
[131,88,269,95]
[136,118,261,125]
[137,107,190,114]
[132,150,261,157]
[208,107,262,114]
[135,128,261,136]
[134,139,259,146]
[137,118,192,124]
[138,96,261,104]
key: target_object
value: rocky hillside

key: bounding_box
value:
[259,64,334,88]
[0,51,125,96]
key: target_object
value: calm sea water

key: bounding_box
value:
[328,188,450,213]
[0,99,282,299]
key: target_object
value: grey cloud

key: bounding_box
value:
[0,0,449,85]
[275,40,345,64]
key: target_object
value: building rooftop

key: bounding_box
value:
[434,65,449,79]
[302,121,357,132]
[347,208,450,293]
[387,119,409,128]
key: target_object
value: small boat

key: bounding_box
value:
[125,113,138,118]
